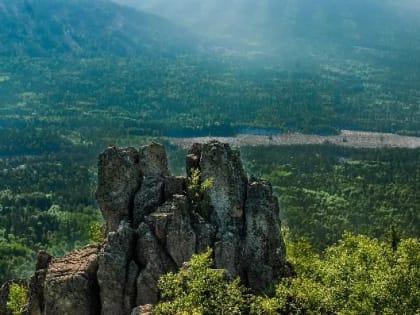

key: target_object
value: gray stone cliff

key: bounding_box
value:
[16,141,289,315]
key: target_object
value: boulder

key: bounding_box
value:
[244,179,287,291]
[188,141,248,230]
[133,175,164,228]
[43,245,100,315]
[96,146,141,232]
[187,141,248,278]
[138,142,170,177]
[135,223,176,305]
[164,195,196,268]
[97,221,136,315]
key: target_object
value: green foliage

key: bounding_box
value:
[0,232,34,284]
[154,249,247,315]
[253,233,420,315]
[7,283,28,315]
[89,222,105,244]
[153,233,420,314]
[187,168,214,218]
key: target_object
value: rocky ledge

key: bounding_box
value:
[11,141,290,315]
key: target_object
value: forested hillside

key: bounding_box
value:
[0,0,198,57]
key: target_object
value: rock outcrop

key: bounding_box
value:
[26,246,100,315]
[17,141,290,315]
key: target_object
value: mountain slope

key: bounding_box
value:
[0,0,199,57]
[114,0,420,56]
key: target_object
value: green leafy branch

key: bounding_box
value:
[187,168,214,219]
[7,283,28,315]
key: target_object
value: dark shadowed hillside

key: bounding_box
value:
[0,0,199,57]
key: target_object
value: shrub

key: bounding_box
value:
[154,249,247,315]
[187,168,214,219]
[7,283,28,315]
[252,233,420,315]
[88,221,105,244]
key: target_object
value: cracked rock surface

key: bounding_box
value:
[21,141,290,314]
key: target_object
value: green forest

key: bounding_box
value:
[1,54,420,143]
[241,145,420,249]
[1,54,420,312]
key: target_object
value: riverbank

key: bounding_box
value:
[168,130,420,149]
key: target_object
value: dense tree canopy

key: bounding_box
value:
[154,234,420,314]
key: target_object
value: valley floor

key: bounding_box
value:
[169,130,420,149]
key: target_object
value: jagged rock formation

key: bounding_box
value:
[20,141,289,315]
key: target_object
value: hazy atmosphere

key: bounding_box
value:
[114,0,420,56]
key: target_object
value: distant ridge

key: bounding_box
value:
[114,0,420,55]
[0,0,200,57]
